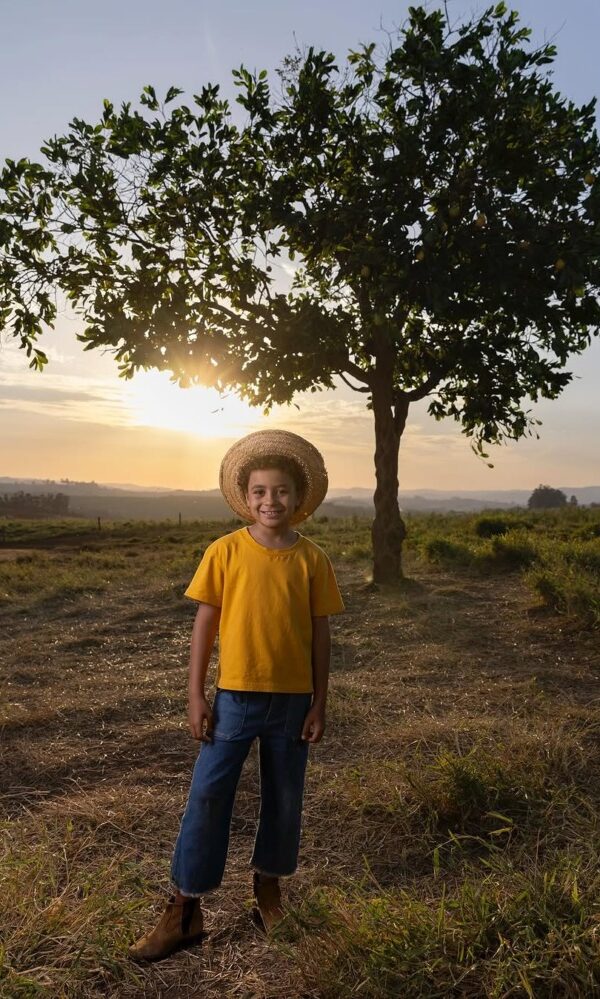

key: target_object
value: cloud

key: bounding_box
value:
[0,339,77,368]
[0,368,130,427]
[264,388,469,457]
[0,384,108,403]
[0,331,131,423]
[266,394,374,451]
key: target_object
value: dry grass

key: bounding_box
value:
[1,518,600,997]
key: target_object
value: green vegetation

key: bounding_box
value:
[0,517,366,609]
[1,809,149,997]
[409,506,600,627]
[1,508,599,625]
[0,491,70,517]
[528,484,571,509]
[0,516,237,546]
[0,520,230,608]
[289,856,600,998]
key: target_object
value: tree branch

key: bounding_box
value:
[405,368,445,401]
[344,358,374,387]
[339,371,371,393]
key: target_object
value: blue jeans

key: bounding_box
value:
[170,689,312,896]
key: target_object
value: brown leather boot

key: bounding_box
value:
[252,871,284,933]
[128,895,204,962]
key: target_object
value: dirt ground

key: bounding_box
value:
[1,541,599,997]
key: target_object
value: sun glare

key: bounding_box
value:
[126,370,261,438]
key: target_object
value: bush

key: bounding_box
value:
[404,743,557,839]
[530,569,564,610]
[424,538,473,566]
[475,516,510,538]
[562,541,600,577]
[580,522,600,540]
[488,532,538,569]
[526,566,600,627]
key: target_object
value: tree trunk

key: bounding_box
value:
[371,378,409,583]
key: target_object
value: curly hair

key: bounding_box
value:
[237,454,307,502]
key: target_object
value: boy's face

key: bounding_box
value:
[246,467,299,529]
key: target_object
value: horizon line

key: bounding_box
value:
[1,475,599,496]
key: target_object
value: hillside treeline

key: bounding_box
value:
[0,492,70,518]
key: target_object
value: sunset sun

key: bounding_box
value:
[125,370,261,438]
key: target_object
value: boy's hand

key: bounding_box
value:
[301,704,326,744]
[188,693,213,742]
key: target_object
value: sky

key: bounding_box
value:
[1,0,599,492]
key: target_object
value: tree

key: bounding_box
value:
[1,4,599,581]
[527,484,567,509]
[0,491,70,517]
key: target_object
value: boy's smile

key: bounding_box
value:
[246,468,300,544]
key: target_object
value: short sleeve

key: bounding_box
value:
[184,542,224,606]
[310,551,345,616]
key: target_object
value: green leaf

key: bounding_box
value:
[165,86,183,104]
[140,84,159,110]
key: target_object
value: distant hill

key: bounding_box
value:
[325,486,600,512]
[1,477,598,519]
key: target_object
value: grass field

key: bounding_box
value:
[1,511,600,997]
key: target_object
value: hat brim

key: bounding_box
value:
[219,430,329,525]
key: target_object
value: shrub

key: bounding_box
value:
[562,541,600,577]
[475,516,510,538]
[530,569,564,611]
[526,566,600,627]
[424,538,473,566]
[488,532,538,569]
[403,744,556,840]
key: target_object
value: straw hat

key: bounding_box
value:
[219,429,329,524]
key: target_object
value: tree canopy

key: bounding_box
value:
[528,484,568,509]
[2,3,599,579]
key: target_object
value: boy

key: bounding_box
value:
[129,429,345,961]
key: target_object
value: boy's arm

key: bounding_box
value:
[188,602,221,742]
[302,615,331,744]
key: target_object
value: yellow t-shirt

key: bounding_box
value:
[184,527,345,692]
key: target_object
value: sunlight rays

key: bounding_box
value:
[125,370,261,438]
